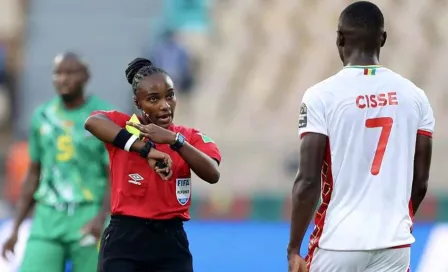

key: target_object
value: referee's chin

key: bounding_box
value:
[156,117,173,128]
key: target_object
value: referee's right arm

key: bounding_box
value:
[85,111,172,178]
[85,112,145,153]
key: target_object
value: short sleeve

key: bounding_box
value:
[189,129,222,164]
[28,110,42,162]
[90,110,129,128]
[298,89,327,138]
[417,92,435,137]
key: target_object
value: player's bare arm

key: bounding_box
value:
[411,134,432,215]
[288,133,327,257]
[12,162,40,232]
[82,165,111,240]
[2,161,40,259]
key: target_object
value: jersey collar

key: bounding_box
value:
[343,65,383,69]
[342,65,384,76]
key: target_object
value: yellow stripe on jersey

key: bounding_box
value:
[363,68,376,76]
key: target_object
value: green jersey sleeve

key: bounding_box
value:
[102,145,110,166]
[28,108,42,162]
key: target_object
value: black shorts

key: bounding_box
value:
[98,215,193,272]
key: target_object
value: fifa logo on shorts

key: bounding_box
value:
[128,173,144,185]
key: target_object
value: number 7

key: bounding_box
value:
[365,117,393,175]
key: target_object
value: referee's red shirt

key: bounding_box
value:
[91,110,222,220]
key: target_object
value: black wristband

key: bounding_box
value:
[170,132,186,151]
[139,141,155,158]
[113,129,138,151]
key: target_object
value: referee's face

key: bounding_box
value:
[135,73,177,128]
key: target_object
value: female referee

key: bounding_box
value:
[84,58,221,272]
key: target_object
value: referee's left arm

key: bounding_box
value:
[176,141,220,184]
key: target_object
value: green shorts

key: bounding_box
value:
[19,202,101,272]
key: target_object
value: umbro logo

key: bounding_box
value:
[128,173,144,185]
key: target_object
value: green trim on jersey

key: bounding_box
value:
[29,95,114,205]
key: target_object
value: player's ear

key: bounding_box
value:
[380,31,387,47]
[83,67,90,83]
[336,31,345,47]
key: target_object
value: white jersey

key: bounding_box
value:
[298,66,435,251]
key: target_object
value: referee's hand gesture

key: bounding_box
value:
[147,148,173,180]
[126,122,176,145]
[126,122,175,180]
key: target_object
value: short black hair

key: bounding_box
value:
[125,58,167,94]
[339,1,384,50]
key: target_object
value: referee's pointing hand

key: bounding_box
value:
[126,122,177,145]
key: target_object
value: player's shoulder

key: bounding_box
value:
[309,74,340,91]
[31,97,58,119]
[303,73,342,102]
[385,69,428,99]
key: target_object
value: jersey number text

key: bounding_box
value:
[365,117,393,175]
[56,135,74,162]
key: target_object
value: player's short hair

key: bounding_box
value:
[339,1,384,49]
[54,52,88,70]
[125,58,167,94]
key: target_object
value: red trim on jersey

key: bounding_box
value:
[305,138,333,270]
[417,129,432,138]
[409,201,414,224]
[391,244,411,249]
[300,132,308,139]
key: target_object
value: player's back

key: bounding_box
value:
[299,66,434,251]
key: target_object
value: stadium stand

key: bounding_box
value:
[188,0,448,195]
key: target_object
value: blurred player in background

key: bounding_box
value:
[288,1,434,272]
[1,52,113,272]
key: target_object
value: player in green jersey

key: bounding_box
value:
[1,52,113,272]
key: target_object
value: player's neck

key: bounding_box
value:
[343,51,380,67]
[62,96,86,110]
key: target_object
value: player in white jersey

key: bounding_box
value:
[287,2,434,272]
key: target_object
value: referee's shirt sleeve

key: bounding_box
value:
[90,110,128,127]
[298,88,327,139]
[189,129,222,164]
